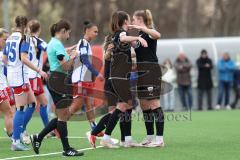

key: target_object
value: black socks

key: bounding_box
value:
[91,113,111,136]
[57,121,70,151]
[143,109,154,135]
[38,118,58,142]
[123,109,132,137]
[38,118,71,151]
[152,107,164,136]
[105,109,123,136]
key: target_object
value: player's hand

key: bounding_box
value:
[67,45,77,54]
[128,25,142,31]
[70,51,78,60]
[138,37,148,47]
[107,43,114,51]
[39,70,48,80]
[97,73,104,81]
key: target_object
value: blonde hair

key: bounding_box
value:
[0,28,8,38]
[134,9,154,29]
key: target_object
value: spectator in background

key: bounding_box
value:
[216,53,236,110]
[174,53,192,110]
[230,62,240,109]
[196,50,213,110]
[162,58,176,111]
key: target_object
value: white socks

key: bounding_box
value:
[125,136,132,142]
[156,136,163,142]
[103,134,110,140]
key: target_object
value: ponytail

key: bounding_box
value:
[50,23,57,37]
[83,20,97,33]
[110,11,129,33]
[50,20,71,37]
[134,9,154,29]
[145,9,154,29]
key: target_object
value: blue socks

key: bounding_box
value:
[22,103,36,132]
[22,103,49,133]
[13,109,25,141]
[40,105,49,127]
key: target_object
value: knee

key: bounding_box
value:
[57,109,71,121]
[5,109,13,119]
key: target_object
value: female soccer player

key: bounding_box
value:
[100,11,147,148]
[69,20,104,130]
[88,35,139,148]
[87,35,117,148]
[21,20,49,139]
[129,9,164,147]
[30,20,83,157]
[0,28,13,140]
[2,16,47,151]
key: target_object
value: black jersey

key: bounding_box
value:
[109,30,132,103]
[112,30,132,63]
[135,31,158,63]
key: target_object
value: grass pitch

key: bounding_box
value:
[0,110,239,160]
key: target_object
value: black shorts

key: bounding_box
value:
[104,80,118,106]
[137,72,161,100]
[105,79,132,105]
[137,85,161,100]
[47,71,73,109]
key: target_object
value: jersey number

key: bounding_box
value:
[6,42,17,62]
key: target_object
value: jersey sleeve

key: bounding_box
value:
[37,38,47,52]
[20,41,30,54]
[78,39,89,55]
[78,39,99,76]
[118,31,127,42]
[80,54,99,77]
[20,36,30,54]
[54,42,69,61]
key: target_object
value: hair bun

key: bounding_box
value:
[83,20,91,26]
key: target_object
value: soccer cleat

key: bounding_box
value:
[87,134,96,148]
[215,105,221,110]
[100,139,120,148]
[62,148,84,157]
[140,136,155,146]
[11,141,30,151]
[226,105,232,110]
[119,141,125,147]
[145,140,165,148]
[30,134,41,154]
[123,139,141,148]
[21,131,31,145]
[96,132,104,137]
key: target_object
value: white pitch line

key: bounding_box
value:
[0,136,87,139]
[0,146,103,160]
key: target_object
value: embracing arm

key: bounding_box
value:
[128,25,161,39]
